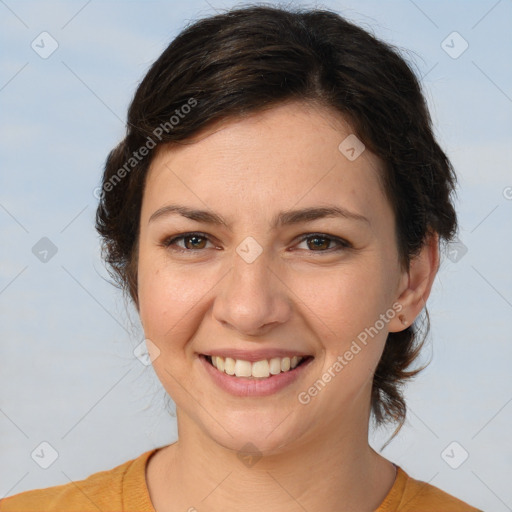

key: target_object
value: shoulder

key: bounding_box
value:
[0,449,157,512]
[378,466,483,512]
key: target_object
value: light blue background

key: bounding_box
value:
[1,1,511,510]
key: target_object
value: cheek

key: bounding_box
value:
[291,259,396,377]
[297,261,392,331]
[137,253,216,348]
[301,276,393,411]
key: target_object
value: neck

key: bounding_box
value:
[149,408,396,512]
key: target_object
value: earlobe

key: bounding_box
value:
[389,232,440,332]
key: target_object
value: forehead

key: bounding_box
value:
[141,102,390,228]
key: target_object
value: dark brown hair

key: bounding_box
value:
[95,5,458,439]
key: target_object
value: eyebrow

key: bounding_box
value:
[148,204,370,228]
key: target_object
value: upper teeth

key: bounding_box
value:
[210,355,304,378]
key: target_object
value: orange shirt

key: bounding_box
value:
[0,448,482,511]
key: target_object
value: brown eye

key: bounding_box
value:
[306,236,330,251]
[182,234,207,250]
[296,233,351,252]
[163,232,214,252]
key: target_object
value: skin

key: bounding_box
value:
[136,101,439,512]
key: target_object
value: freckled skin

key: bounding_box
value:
[137,102,439,512]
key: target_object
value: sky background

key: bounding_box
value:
[1,0,511,510]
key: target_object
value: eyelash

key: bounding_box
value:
[161,232,352,254]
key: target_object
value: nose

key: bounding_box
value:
[212,247,292,336]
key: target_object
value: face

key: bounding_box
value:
[137,101,407,455]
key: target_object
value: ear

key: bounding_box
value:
[389,231,440,332]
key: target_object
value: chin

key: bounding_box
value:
[201,410,310,458]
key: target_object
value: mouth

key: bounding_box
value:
[200,354,314,380]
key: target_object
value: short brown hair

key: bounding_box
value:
[95,5,458,439]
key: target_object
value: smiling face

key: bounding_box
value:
[136,101,409,455]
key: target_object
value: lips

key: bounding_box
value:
[199,352,314,396]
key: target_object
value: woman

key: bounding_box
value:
[0,5,482,511]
